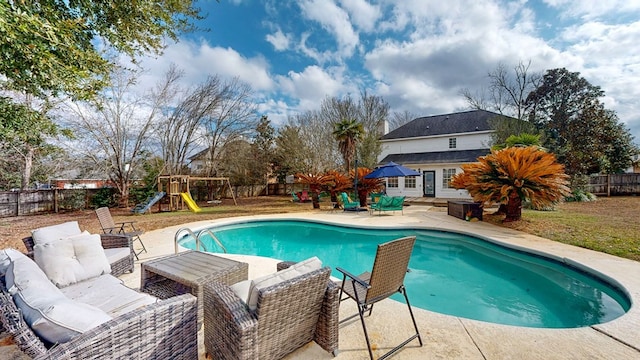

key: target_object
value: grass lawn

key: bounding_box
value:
[485,196,640,262]
[1,195,639,262]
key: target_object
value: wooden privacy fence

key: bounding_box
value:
[0,185,296,218]
[588,174,640,196]
[0,189,98,217]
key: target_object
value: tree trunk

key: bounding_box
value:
[494,204,507,215]
[21,147,35,190]
[358,190,368,207]
[312,192,320,209]
[504,193,522,222]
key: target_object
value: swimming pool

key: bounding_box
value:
[178,219,631,328]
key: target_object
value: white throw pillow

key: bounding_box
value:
[245,257,323,311]
[34,232,111,287]
[31,221,82,246]
[5,250,112,344]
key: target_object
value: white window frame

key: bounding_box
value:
[449,137,457,149]
[404,176,416,188]
[442,169,456,189]
[387,177,399,188]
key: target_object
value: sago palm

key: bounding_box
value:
[350,167,384,206]
[296,172,332,209]
[324,170,352,206]
[451,146,570,222]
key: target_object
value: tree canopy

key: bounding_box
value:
[0,1,202,99]
[526,68,637,175]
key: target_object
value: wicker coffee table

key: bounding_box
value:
[140,251,248,327]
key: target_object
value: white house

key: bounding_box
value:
[378,110,511,199]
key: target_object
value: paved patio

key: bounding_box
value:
[118,205,640,360]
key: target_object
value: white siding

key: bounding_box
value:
[380,132,492,161]
[384,165,471,199]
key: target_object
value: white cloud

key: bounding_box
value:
[276,65,352,111]
[266,29,291,51]
[298,0,359,58]
[560,21,640,131]
[543,0,640,20]
[138,40,274,92]
[338,0,382,32]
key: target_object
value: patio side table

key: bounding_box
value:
[140,250,249,327]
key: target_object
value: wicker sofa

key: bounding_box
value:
[0,248,198,360]
[22,233,134,277]
[203,259,339,360]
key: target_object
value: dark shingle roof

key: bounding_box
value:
[381,110,507,140]
[380,149,491,165]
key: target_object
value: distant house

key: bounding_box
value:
[188,148,212,175]
[50,179,113,189]
[378,110,513,199]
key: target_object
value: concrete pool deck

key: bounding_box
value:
[119,205,640,359]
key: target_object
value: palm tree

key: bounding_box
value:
[333,119,364,172]
[451,146,570,222]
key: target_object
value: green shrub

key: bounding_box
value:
[59,190,87,211]
[565,189,597,202]
[90,187,117,208]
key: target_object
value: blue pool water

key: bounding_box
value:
[178,219,631,328]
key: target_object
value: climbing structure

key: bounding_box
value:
[156,175,237,211]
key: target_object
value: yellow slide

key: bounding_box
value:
[180,192,202,212]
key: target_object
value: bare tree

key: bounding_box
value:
[67,67,172,206]
[461,60,541,120]
[200,77,258,176]
[357,92,390,168]
[154,66,216,175]
[388,110,416,131]
[289,110,341,172]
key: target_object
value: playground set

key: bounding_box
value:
[131,175,236,214]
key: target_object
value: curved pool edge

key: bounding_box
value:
[144,209,640,357]
[182,213,635,312]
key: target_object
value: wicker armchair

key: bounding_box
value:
[0,283,198,360]
[203,264,339,360]
[22,234,134,277]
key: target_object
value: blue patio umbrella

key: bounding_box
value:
[364,161,421,179]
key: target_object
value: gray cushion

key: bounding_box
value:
[61,275,157,318]
[103,247,131,264]
[31,221,82,245]
[34,232,111,288]
[4,249,111,344]
[243,256,322,311]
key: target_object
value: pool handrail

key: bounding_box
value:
[174,227,227,254]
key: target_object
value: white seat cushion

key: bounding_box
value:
[61,275,157,318]
[242,257,323,311]
[4,249,111,344]
[31,221,82,245]
[103,247,131,264]
[34,232,111,287]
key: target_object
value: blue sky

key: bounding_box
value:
[137,0,640,140]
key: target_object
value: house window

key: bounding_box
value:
[442,169,456,189]
[405,176,416,188]
[449,138,457,149]
[388,177,399,188]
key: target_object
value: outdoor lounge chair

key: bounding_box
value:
[340,192,360,210]
[336,236,422,360]
[203,258,339,360]
[95,207,147,259]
